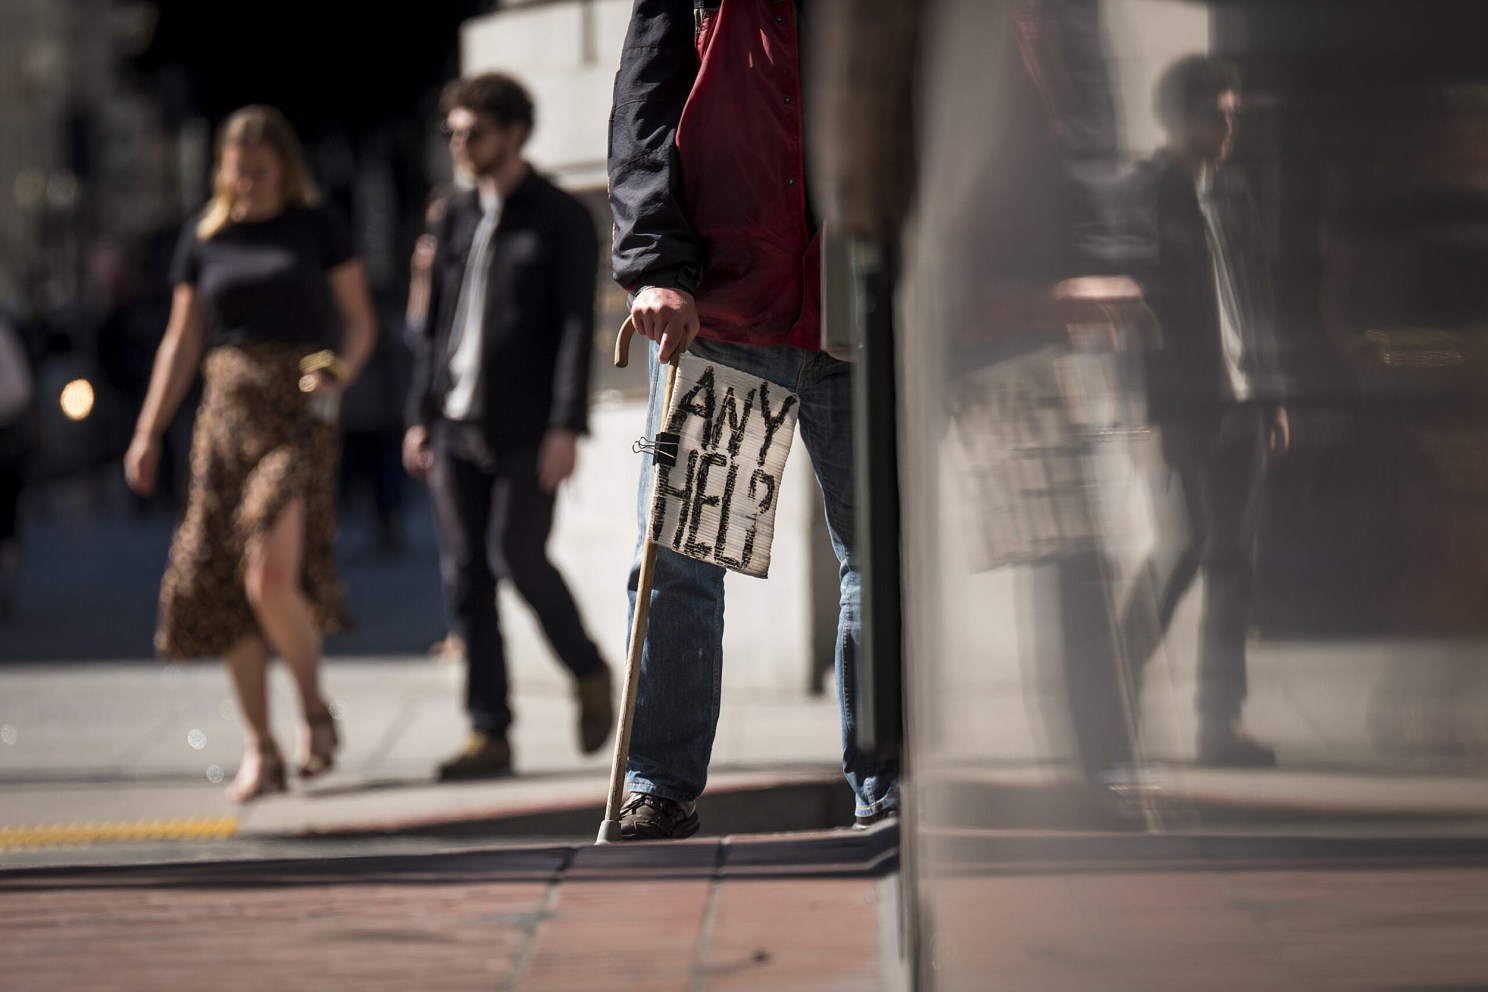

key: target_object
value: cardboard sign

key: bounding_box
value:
[648,356,799,578]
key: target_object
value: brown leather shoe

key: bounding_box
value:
[574,667,614,755]
[618,792,700,840]
[436,731,513,781]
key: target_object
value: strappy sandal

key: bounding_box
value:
[226,744,287,803]
[298,707,340,779]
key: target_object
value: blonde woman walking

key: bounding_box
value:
[125,105,376,802]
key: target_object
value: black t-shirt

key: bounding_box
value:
[170,204,355,351]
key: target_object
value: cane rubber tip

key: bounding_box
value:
[596,820,623,845]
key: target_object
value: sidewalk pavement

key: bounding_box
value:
[8,819,1488,991]
[7,640,1488,869]
[0,827,906,992]
[0,653,849,862]
[0,391,853,864]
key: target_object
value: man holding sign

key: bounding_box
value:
[608,0,899,838]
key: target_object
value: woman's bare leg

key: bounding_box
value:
[223,636,284,801]
[244,498,336,772]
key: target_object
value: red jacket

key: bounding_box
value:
[610,0,822,350]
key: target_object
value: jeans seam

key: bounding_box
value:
[856,799,897,818]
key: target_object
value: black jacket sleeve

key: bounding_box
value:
[608,0,707,296]
[549,194,599,435]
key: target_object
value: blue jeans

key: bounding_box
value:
[625,337,899,818]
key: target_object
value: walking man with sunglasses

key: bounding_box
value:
[405,73,614,779]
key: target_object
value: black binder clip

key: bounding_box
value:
[633,432,681,468]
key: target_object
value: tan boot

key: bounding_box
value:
[574,667,614,754]
[436,731,513,781]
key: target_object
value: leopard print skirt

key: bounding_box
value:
[156,341,351,659]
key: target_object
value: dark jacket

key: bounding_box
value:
[1122,154,1282,418]
[609,0,821,349]
[407,170,597,451]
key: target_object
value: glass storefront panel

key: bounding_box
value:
[879,1,1488,986]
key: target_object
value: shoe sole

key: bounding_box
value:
[853,816,900,832]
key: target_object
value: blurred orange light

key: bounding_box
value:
[60,379,94,421]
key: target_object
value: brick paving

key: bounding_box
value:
[0,831,895,992]
[9,826,1488,991]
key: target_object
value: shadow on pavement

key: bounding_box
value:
[299,777,859,841]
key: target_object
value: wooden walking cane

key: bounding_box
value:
[596,316,684,844]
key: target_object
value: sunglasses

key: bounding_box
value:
[441,121,488,143]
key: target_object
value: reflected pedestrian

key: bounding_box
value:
[1119,55,1289,767]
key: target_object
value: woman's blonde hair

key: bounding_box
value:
[197,105,320,239]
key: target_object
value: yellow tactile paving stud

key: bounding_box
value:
[0,817,238,850]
